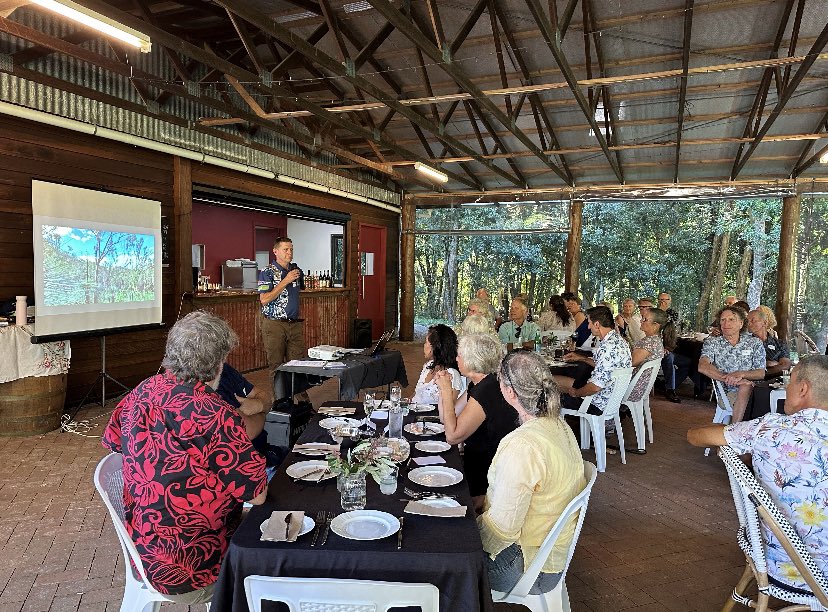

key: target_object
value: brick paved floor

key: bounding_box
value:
[0,341,756,611]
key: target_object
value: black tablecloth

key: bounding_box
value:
[744,381,786,420]
[211,401,492,612]
[277,350,408,400]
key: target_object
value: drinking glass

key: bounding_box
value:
[379,466,398,495]
[363,391,376,420]
[390,383,402,404]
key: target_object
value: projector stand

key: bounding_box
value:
[75,335,132,412]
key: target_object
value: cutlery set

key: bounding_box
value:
[310,510,332,547]
[402,487,457,500]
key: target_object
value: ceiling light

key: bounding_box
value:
[32,0,151,52]
[414,162,448,184]
[820,150,828,164]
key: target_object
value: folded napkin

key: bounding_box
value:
[404,501,467,518]
[261,510,305,542]
[319,406,356,415]
[294,442,339,452]
[369,410,389,420]
[413,456,446,466]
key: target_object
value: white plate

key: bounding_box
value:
[293,442,336,457]
[415,440,451,453]
[329,510,400,541]
[416,497,461,508]
[319,417,361,430]
[260,515,315,538]
[408,466,464,487]
[285,460,336,481]
[404,422,445,436]
[409,404,435,413]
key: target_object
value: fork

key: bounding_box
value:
[310,510,325,547]
[404,487,457,500]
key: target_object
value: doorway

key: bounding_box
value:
[357,224,386,339]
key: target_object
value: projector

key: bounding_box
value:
[308,345,347,361]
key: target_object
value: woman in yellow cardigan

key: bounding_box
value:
[478,349,586,594]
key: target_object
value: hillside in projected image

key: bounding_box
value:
[42,225,156,306]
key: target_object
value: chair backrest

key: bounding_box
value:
[718,445,828,606]
[712,380,734,414]
[506,460,599,599]
[244,576,440,612]
[622,359,661,403]
[595,367,634,418]
[93,453,157,591]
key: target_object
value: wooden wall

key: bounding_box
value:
[0,115,400,405]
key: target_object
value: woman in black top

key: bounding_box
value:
[436,333,518,510]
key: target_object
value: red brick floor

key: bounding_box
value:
[0,341,755,611]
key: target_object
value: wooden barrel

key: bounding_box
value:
[0,374,67,436]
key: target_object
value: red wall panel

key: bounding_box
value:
[191,203,286,281]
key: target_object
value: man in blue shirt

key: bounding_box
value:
[258,237,306,402]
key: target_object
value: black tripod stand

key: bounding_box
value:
[75,335,131,412]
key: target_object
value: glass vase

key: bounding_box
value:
[340,471,367,511]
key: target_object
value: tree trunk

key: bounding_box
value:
[710,230,731,317]
[746,216,766,309]
[695,232,720,330]
[527,272,537,312]
[441,235,459,322]
[735,243,752,298]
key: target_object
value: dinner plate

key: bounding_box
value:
[260,515,315,537]
[404,422,445,436]
[293,442,336,457]
[329,510,400,541]
[545,360,568,368]
[285,460,336,481]
[408,466,464,487]
[319,417,361,430]
[409,404,435,413]
[415,440,451,453]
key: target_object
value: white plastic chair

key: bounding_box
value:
[705,380,734,456]
[561,368,634,472]
[244,576,440,612]
[94,453,211,612]
[718,445,828,611]
[491,461,598,612]
[621,359,661,451]
[769,388,786,414]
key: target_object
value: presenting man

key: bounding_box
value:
[258,237,309,405]
[556,305,632,414]
[687,355,828,592]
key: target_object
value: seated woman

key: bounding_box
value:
[627,307,672,402]
[562,292,590,348]
[747,306,792,378]
[411,324,466,407]
[435,334,517,507]
[698,305,767,422]
[102,311,267,603]
[479,350,586,595]
[538,295,575,332]
[459,312,499,340]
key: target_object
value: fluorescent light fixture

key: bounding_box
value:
[32,0,152,53]
[414,162,449,184]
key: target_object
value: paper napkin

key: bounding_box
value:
[404,501,467,518]
[261,510,305,542]
[413,456,446,466]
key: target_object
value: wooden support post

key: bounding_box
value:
[775,193,800,342]
[172,156,193,321]
[565,200,583,294]
[399,200,416,342]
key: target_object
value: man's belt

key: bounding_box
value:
[268,318,304,323]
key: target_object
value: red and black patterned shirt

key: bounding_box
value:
[102,372,266,595]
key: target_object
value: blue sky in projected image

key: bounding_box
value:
[51,226,153,265]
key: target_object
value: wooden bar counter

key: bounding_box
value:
[187,288,352,373]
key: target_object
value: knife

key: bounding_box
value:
[284,512,292,541]
[320,511,333,546]
[397,516,404,549]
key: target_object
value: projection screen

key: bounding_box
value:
[31,180,163,339]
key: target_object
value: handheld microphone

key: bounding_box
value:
[289,262,299,287]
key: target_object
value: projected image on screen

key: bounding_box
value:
[42,225,156,306]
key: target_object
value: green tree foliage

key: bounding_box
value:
[796,195,828,352]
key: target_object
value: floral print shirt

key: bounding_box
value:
[102,373,266,595]
[701,332,766,391]
[628,335,665,402]
[725,409,828,591]
[588,329,632,411]
[257,262,303,320]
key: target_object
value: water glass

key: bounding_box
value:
[390,383,402,404]
[363,391,376,419]
[340,472,367,510]
[379,466,399,495]
[388,404,404,439]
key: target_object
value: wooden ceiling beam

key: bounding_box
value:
[791,109,828,178]
[673,0,695,183]
[11,30,92,64]
[558,0,579,40]
[448,0,487,57]
[782,0,806,92]
[423,0,446,50]
[731,22,828,179]
[353,21,394,70]
[792,141,828,178]
[271,23,328,76]
[524,0,623,183]
[367,0,570,185]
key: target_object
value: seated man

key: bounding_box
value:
[555,305,632,414]
[657,292,691,402]
[102,311,267,603]
[498,297,540,350]
[687,355,828,593]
